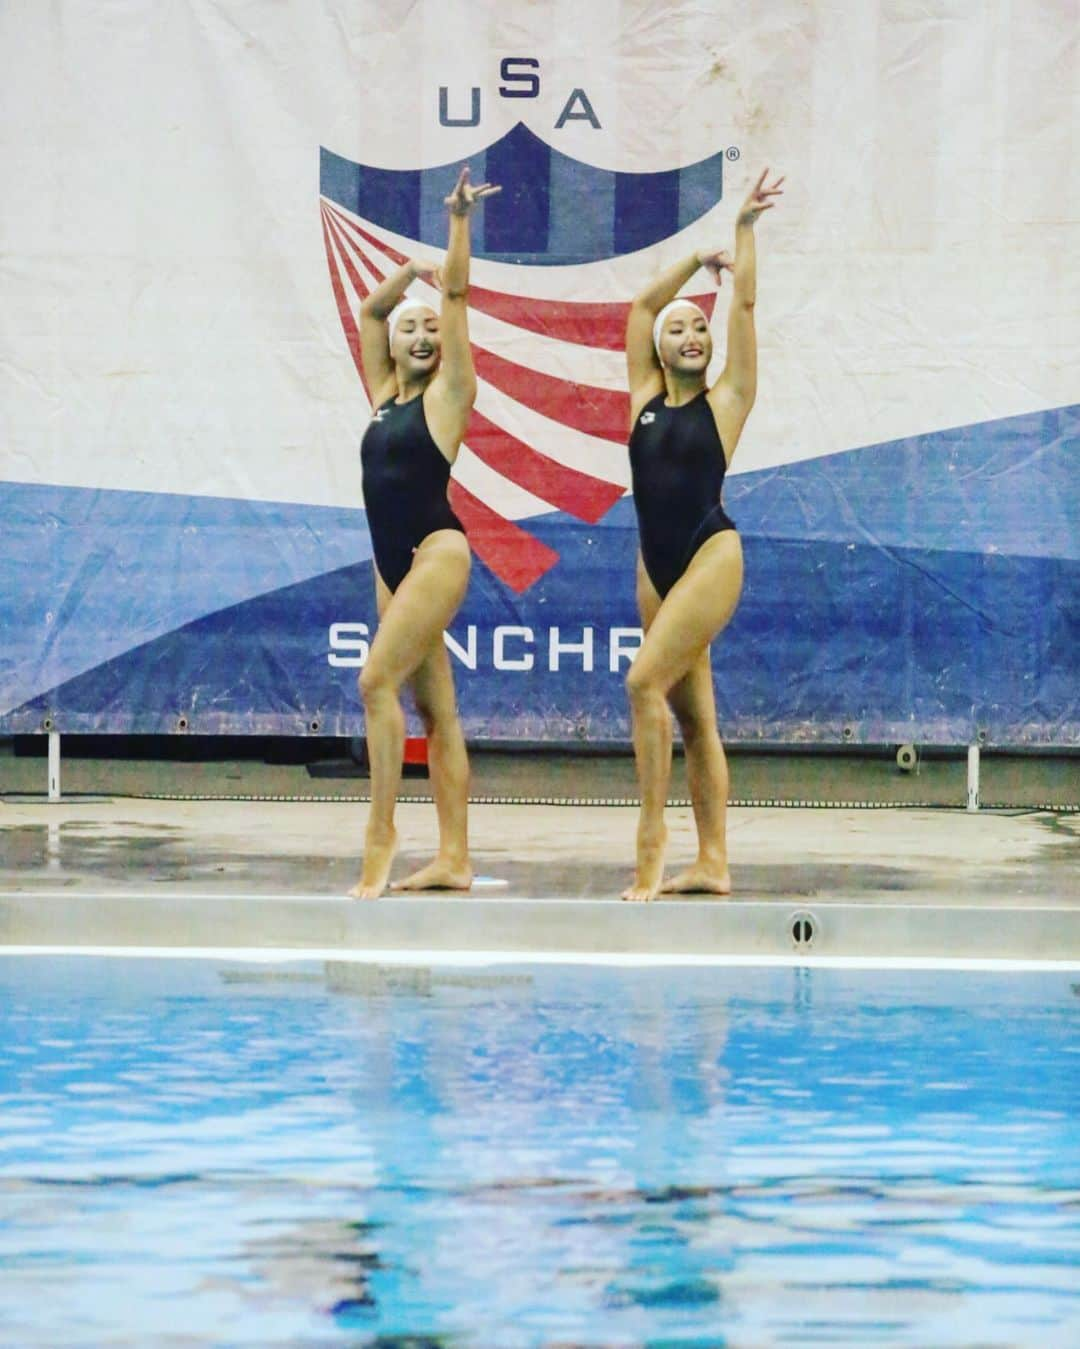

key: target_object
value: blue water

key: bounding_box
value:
[0,957,1077,1347]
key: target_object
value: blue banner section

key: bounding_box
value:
[319,123,726,264]
[3,407,1077,744]
[0,483,370,725]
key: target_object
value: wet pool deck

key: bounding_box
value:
[2,747,1077,961]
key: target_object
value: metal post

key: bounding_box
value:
[966,743,980,812]
[48,731,61,801]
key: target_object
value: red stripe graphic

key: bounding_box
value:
[324,207,375,313]
[467,411,623,523]
[465,285,715,351]
[472,347,629,444]
[320,209,367,389]
[324,200,716,352]
[325,204,411,267]
[467,290,630,350]
[448,482,559,591]
[328,208,628,441]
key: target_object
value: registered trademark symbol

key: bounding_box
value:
[726,146,740,161]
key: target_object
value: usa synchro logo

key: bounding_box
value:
[319,121,726,593]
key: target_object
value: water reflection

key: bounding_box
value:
[0,960,1075,1344]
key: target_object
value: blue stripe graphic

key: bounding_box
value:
[320,123,726,264]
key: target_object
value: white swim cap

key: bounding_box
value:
[387,298,436,347]
[652,299,708,357]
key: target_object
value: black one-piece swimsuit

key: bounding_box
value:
[628,390,737,598]
[360,394,465,592]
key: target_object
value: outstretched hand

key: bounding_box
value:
[697,249,734,286]
[737,168,784,226]
[445,165,502,216]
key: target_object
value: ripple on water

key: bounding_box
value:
[0,959,1076,1345]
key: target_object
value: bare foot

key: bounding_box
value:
[660,863,732,896]
[390,857,473,892]
[621,824,667,902]
[349,825,399,899]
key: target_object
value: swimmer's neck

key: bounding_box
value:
[394,371,433,404]
[662,371,707,407]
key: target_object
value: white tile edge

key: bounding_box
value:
[2,945,1078,972]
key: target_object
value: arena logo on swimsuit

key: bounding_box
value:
[319,123,728,593]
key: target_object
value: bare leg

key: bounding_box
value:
[355,667,405,899]
[352,571,403,898]
[623,532,744,901]
[623,670,674,903]
[622,559,669,901]
[391,639,472,892]
[662,650,732,894]
[350,532,470,898]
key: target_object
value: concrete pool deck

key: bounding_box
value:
[2,788,1078,961]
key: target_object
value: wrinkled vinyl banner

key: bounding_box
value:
[1,2,1077,744]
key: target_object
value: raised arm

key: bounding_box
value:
[625,252,707,409]
[712,169,784,432]
[359,259,440,404]
[428,166,500,428]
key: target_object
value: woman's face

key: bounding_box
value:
[658,307,712,374]
[391,306,440,377]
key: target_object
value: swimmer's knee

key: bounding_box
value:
[626,666,661,706]
[359,662,398,705]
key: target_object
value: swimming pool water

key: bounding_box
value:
[0,956,1077,1346]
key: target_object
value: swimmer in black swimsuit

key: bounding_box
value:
[622,168,784,902]
[362,383,464,594]
[351,165,500,900]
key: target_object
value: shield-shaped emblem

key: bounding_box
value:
[320,122,724,592]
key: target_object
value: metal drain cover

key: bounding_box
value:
[789,910,819,949]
